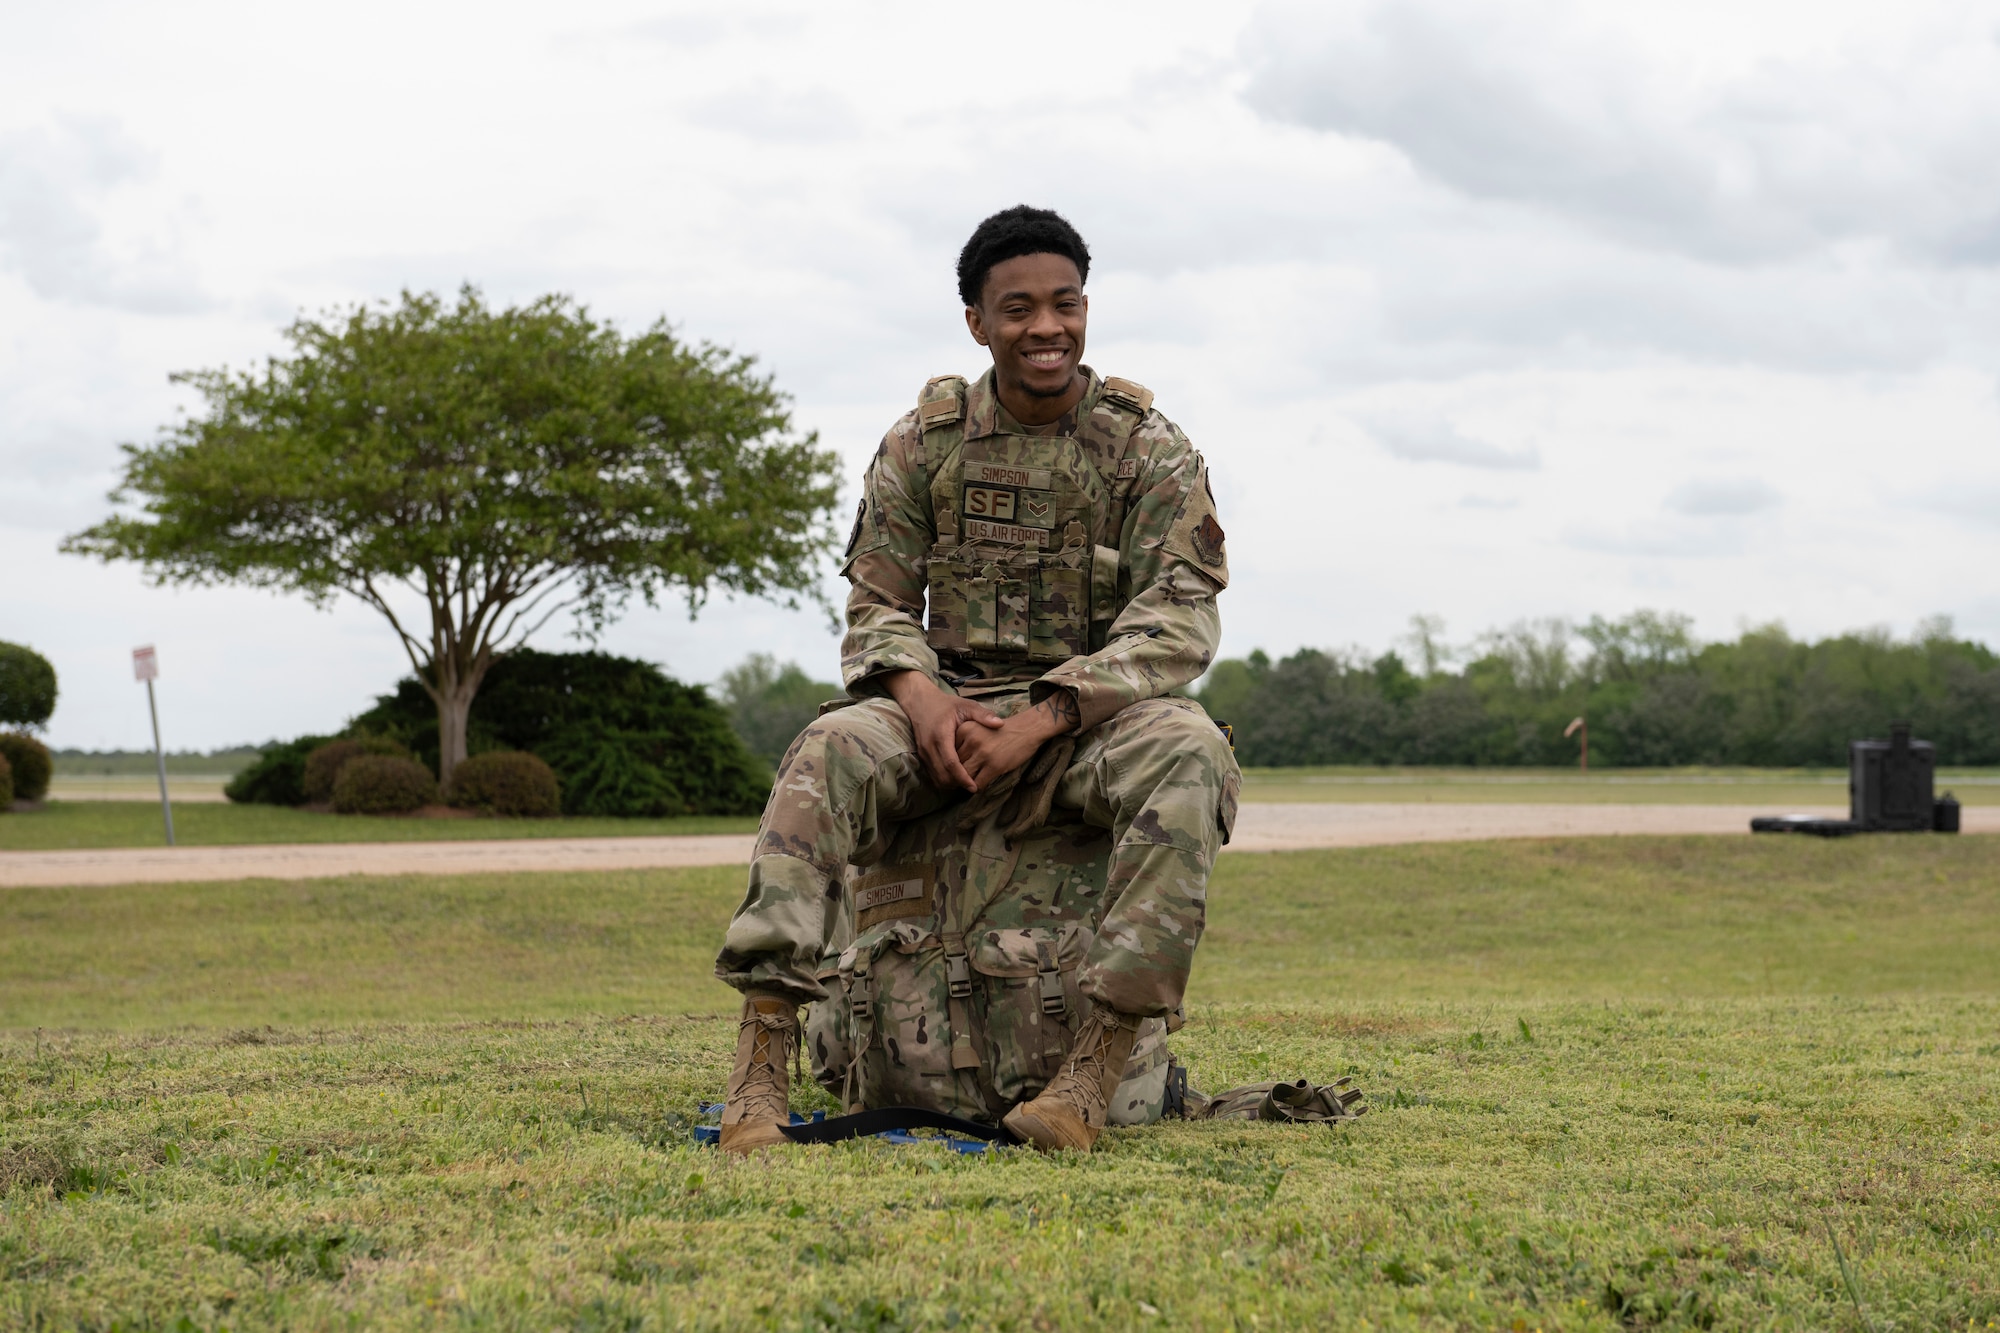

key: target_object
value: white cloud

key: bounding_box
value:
[1368,415,1540,470]
[0,117,210,314]
[3,0,2000,747]
[1243,0,2000,266]
[1666,478,1782,516]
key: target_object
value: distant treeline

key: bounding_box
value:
[54,747,262,776]
[1194,613,2000,768]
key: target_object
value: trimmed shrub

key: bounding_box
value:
[302,737,411,805]
[0,732,52,802]
[0,641,57,728]
[225,735,335,805]
[0,752,12,808]
[331,755,437,815]
[349,650,767,817]
[446,750,561,817]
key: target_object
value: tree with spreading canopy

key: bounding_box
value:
[64,287,841,785]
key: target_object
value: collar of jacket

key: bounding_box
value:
[963,365,1105,442]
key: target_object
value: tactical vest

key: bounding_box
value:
[913,372,1157,667]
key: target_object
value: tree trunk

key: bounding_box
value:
[436,683,478,792]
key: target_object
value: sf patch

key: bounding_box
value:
[1193,514,1226,567]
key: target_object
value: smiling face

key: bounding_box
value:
[964,252,1089,426]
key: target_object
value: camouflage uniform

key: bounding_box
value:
[715,367,1237,1123]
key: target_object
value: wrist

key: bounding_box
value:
[1020,696,1073,740]
[883,669,934,708]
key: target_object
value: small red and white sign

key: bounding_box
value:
[132,645,159,682]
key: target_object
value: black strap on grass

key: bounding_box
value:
[778,1107,1021,1146]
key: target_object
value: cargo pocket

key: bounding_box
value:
[1106,1018,1172,1126]
[841,921,960,1113]
[968,923,1091,1103]
[806,954,853,1095]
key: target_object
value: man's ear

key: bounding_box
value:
[964,304,990,347]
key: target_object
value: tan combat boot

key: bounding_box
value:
[719,994,798,1155]
[1003,1008,1141,1152]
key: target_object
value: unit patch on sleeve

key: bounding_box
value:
[1160,460,1230,586]
[1194,514,1226,567]
[845,498,866,555]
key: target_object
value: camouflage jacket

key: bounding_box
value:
[839,367,1227,732]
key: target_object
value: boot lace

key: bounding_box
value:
[1053,1013,1131,1099]
[735,1008,797,1118]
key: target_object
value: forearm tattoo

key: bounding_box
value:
[1036,691,1081,735]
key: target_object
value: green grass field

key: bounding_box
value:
[9,769,1999,856]
[4,835,1998,1329]
[1240,765,2000,806]
[0,802,757,852]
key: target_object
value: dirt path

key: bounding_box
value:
[6,802,1989,889]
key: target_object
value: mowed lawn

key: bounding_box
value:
[0,801,758,852]
[3,838,1998,1331]
[1238,765,2000,806]
[11,766,2000,853]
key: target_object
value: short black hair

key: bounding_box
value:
[956,205,1091,308]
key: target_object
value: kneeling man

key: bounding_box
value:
[714,204,1238,1153]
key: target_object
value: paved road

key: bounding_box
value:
[6,802,1989,889]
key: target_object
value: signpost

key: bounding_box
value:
[1564,715,1589,774]
[132,645,174,846]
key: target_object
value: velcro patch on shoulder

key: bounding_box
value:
[1162,466,1228,586]
[918,376,967,430]
[1101,377,1155,414]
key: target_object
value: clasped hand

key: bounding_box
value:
[883,671,1075,792]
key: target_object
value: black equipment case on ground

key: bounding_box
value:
[1849,721,1937,831]
[1751,721,1958,836]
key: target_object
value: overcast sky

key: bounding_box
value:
[6,0,2000,750]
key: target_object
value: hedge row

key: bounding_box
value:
[228,651,753,818]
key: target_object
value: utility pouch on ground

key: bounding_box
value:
[1192,1077,1368,1125]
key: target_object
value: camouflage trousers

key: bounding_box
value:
[714,690,1240,1019]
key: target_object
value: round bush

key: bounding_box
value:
[331,755,437,815]
[446,750,561,818]
[0,641,57,728]
[0,752,13,809]
[0,732,52,802]
[224,734,335,806]
[302,736,411,804]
